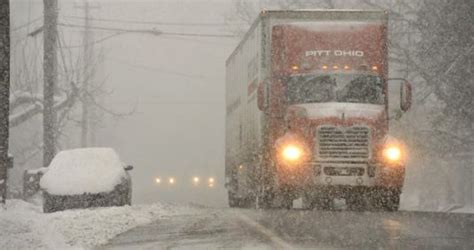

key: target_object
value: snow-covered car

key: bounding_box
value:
[39,148,133,213]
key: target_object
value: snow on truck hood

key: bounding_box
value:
[40,148,127,196]
[292,102,385,120]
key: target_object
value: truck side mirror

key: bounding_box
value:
[400,80,412,112]
[257,81,266,111]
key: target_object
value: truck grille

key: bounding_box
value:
[316,126,370,160]
[323,167,365,176]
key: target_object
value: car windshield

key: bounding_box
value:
[286,73,384,105]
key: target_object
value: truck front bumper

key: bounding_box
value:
[276,161,405,190]
[311,161,405,188]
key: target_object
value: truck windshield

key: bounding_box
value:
[286,73,384,105]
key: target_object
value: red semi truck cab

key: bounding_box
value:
[225,10,412,210]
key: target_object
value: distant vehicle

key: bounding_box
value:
[225,10,412,211]
[154,176,216,188]
[39,148,133,213]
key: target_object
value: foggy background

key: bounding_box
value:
[8,0,474,210]
[11,0,238,206]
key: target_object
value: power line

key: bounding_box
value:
[58,22,237,38]
[58,22,162,35]
[11,16,42,32]
[33,27,235,48]
[63,31,232,49]
[105,57,218,80]
[109,101,221,105]
[162,31,236,38]
[63,32,127,48]
[158,35,236,46]
[62,15,243,27]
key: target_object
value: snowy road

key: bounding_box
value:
[101,208,474,249]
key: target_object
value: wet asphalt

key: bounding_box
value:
[100,207,474,249]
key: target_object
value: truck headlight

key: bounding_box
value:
[282,145,302,162]
[383,146,402,162]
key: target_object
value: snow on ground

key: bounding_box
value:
[452,206,474,214]
[0,199,195,249]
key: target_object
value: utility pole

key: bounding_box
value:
[43,0,58,167]
[77,0,99,147]
[0,0,10,204]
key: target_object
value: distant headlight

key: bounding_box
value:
[282,145,303,162]
[383,146,402,162]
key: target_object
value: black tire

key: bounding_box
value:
[314,195,333,210]
[43,192,59,213]
[346,190,368,211]
[228,191,239,208]
[228,191,254,208]
[259,188,293,209]
[303,189,334,210]
[302,193,315,210]
[120,182,132,206]
[243,196,257,208]
[126,177,132,206]
[257,190,273,209]
[277,197,293,209]
[303,191,333,210]
[43,196,53,213]
[126,189,132,206]
[344,187,371,211]
[370,188,400,211]
[381,189,400,211]
[110,179,130,207]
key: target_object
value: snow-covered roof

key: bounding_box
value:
[40,148,127,195]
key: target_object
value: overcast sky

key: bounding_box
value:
[96,0,237,206]
[11,0,240,206]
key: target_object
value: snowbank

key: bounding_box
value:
[40,148,127,195]
[0,199,193,249]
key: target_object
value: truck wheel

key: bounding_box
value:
[228,191,240,208]
[228,191,255,208]
[371,188,400,211]
[240,196,255,208]
[278,197,293,209]
[271,189,293,209]
[381,189,400,211]
[346,191,367,211]
[256,187,291,209]
[313,195,333,210]
[302,193,315,210]
[256,189,273,209]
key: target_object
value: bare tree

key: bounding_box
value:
[416,0,474,152]
[358,0,473,154]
